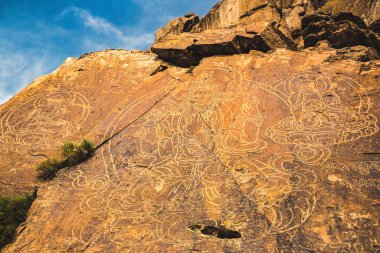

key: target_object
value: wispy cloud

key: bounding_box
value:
[61,7,125,35]
[0,1,217,104]
[0,40,53,105]
[60,6,154,50]
[0,6,154,105]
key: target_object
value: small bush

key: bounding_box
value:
[62,139,94,166]
[0,192,36,249]
[36,158,64,181]
[61,141,76,160]
[80,139,94,154]
[37,139,94,181]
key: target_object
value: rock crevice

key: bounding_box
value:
[189,225,242,239]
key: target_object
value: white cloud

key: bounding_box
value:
[0,2,217,103]
[0,39,53,105]
[0,6,155,105]
[61,7,124,36]
[61,6,154,50]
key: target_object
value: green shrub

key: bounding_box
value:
[80,139,94,154]
[0,192,36,249]
[36,158,64,181]
[62,139,94,166]
[37,139,94,181]
[61,141,76,160]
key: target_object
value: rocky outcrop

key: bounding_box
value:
[194,0,282,31]
[151,0,380,67]
[317,0,380,24]
[302,12,380,51]
[195,0,380,29]
[1,0,380,252]
[151,22,296,67]
[324,45,379,62]
[154,13,200,43]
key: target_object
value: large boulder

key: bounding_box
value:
[151,22,296,67]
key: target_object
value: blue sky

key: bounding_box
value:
[0,0,217,104]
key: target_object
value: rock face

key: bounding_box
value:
[1,0,380,252]
[302,13,380,51]
[192,0,380,30]
[154,13,200,43]
[0,51,164,197]
[151,0,380,66]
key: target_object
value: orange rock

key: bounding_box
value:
[1,0,380,252]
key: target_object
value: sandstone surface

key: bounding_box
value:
[0,51,167,197]
[151,22,296,67]
[1,0,380,252]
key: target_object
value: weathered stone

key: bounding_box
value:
[191,0,379,34]
[3,46,380,252]
[370,19,380,35]
[283,6,306,38]
[152,0,380,65]
[280,0,380,26]
[192,0,282,31]
[302,12,380,52]
[259,22,297,50]
[317,0,380,25]
[325,45,379,62]
[1,0,380,252]
[0,50,165,196]
[151,22,295,67]
[154,13,200,43]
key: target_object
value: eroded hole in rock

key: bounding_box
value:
[189,225,241,239]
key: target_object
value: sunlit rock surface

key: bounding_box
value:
[1,0,380,252]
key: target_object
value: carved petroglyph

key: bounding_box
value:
[327,161,380,196]
[228,154,318,237]
[329,243,367,253]
[261,72,378,164]
[70,70,378,249]
[0,90,90,152]
[268,49,291,64]
[327,161,380,175]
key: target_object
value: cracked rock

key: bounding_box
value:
[302,12,380,53]
[151,22,296,67]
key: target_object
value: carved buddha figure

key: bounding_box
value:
[266,73,379,164]
[0,91,84,147]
